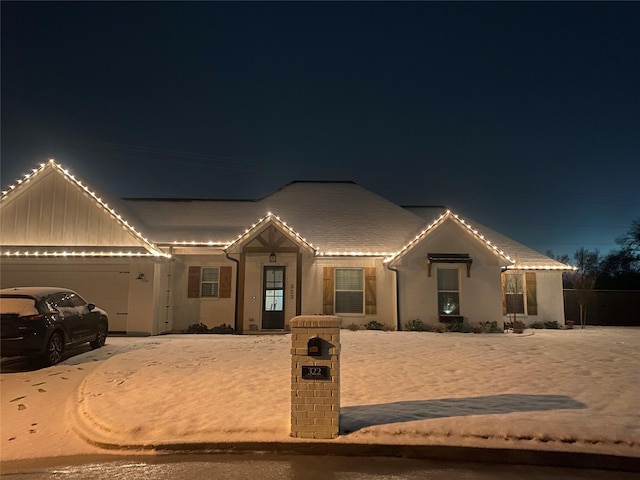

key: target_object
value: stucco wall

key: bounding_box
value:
[170,254,237,331]
[303,257,397,329]
[394,219,505,329]
[123,259,173,336]
[507,270,565,326]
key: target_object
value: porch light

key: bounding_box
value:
[270,252,277,263]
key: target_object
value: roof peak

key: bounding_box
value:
[259,180,358,200]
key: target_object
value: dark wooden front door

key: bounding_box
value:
[262,266,285,329]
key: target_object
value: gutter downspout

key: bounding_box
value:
[225,251,241,335]
[386,262,401,331]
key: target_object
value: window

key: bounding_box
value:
[188,266,232,298]
[264,267,284,312]
[66,292,87,307]
[48,293,72,310]
[437,268,460,315]
[201,267,220,297]
[503,272,538,316]
[335,268,364,314]
[504,273,525,314]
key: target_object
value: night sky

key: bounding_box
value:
[2,2,638,259]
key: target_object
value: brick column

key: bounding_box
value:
[290,315,340,439]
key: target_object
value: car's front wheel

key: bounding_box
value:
[90,321,108,349]
[44,332,64,366]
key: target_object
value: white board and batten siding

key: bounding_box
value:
[0,167,134,247]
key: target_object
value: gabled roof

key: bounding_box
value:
[224,212,318,254]
[388,210,573,270]
[123,181,429,256]
[0,160,168,258]
[2,162,573,270]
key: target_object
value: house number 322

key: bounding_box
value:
[301,365,330,380]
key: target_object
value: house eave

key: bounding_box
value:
[1,247,160,258]
[224,212,318,255]
[507,264,577,271]
[1,160,170,258]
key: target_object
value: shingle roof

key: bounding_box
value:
[123,182,571,269]
[3,162,571,269]
[123,181,430,255]
[394,208,572,270]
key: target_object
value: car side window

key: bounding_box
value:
[48,293,72,310]
[67,293,87,308]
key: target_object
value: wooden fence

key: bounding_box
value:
[563,289,640,326]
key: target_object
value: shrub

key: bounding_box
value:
[530,321,545,329]
[346,323,361,331]
[382,323,395,332]
[185,322,235,334]
[471,326,483,334]
[186,323,210,334]
[210,323,235,334]
[478,321,502,333]
[544,320,560,329]
[512,320,526,334]
[444,318,463,332]
[405,318,428,331]
[432,323,446,333]
[364,320,384,330]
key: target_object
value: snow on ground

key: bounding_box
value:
[1,327,639,464]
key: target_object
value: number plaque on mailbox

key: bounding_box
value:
[301,365,330,380]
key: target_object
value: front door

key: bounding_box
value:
[262,266,285,329]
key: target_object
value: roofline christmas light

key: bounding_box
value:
[506,264,576,271]
[224,212,318,253]
[450,212,514,264]
[384,211,449,264]
[384,210,572,270]
[1,160,170,258]
[3,250,156,258]
[317,252,391,257]
[169,241,229,247]
[3,161,574,269]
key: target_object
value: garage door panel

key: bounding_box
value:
[1,265,129,333]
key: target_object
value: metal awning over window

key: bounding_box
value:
[428,253,473,277]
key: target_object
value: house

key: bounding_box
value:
[0,160,573,335]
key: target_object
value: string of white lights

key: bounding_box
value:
[224,212,318,254]
[3,250,154,257]
[2,160,170,258]
[2,161,574,269]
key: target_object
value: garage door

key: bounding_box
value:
[1,263,130,333]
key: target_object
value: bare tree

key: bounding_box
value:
[504,267,525,332]
[568,248,600,329]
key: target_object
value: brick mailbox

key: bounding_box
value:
[290,315,340,439]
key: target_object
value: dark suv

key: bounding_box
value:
[0,287,109,365]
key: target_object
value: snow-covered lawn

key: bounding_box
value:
[1,327,638,463]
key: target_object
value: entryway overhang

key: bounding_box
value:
[224,213,317,334]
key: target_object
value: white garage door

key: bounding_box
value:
[1,262,130,333]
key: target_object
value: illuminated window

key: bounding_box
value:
[335,268,364,314]
[201,267,220,297]
[264,267,284,311]
[437,268,460,315]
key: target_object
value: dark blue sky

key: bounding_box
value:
[2,2,638,259]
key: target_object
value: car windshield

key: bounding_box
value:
[0,297,39,316]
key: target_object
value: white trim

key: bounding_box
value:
[1,160,170,258]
